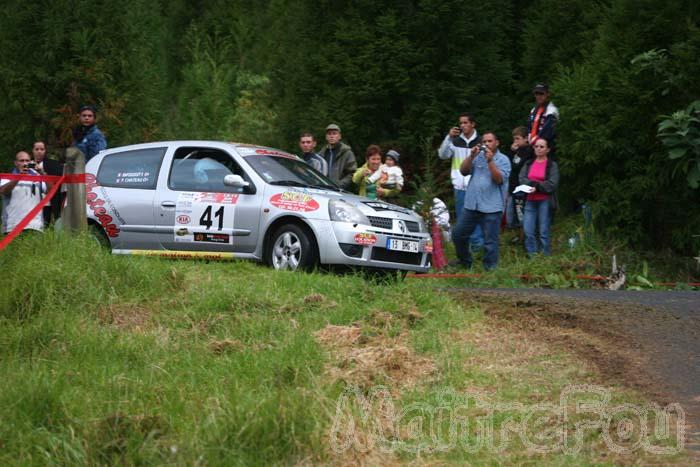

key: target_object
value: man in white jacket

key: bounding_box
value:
[438,113,484,249]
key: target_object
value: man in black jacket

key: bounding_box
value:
[506,127,533,231]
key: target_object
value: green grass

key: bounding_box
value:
[0,232,687,464]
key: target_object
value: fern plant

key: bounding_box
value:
[657,100,700,189]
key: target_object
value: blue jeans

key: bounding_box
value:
[523,198,552,255]
[454,189,484,248]
[452,209,502,270]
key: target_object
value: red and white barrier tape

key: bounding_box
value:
[0,173,86,251]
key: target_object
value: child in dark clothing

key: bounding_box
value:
[507,127,534,239]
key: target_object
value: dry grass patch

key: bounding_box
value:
[329,337,436,390]
[314,309,437,392]
[457,322,557,375]
[277,293,338,314]
[208,338,245,354]
[315,324,362,348]
[97,304,152,332]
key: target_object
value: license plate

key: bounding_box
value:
[386,238,419,253]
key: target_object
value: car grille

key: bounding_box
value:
[405,221,420,232]
[368,216,393,230]
[371,248,423,265]
[367,216,421,232]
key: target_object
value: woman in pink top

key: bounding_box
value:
[518,138,560,256]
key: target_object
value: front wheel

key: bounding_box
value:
[268,224,318,271]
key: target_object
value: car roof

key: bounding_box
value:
[98,141,297,159]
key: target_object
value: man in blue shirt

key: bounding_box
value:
[72,105,107,161]
[451,131,511,270]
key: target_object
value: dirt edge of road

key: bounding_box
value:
[455,290,699,456]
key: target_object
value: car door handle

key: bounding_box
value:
[160,201,176,208]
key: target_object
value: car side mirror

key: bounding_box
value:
[223,174,250,188]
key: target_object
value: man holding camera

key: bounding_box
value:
[1,151,47,234]
[451,132,511,270]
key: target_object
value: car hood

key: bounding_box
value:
[266,185,421,221]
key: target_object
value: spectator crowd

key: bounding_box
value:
[298,82,560,270]
[1,105,106,236]
[4,85,560,271]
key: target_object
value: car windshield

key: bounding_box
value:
[245,155,340,190]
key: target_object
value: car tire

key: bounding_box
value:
[89,224,111,249]
[268,224,317,271]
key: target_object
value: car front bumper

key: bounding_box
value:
[310,219,431,272]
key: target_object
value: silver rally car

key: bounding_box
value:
[85,141,432,273]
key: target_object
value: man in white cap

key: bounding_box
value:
[528,82,559,157]
[319,123,357,190]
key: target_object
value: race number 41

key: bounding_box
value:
[174,192,238,244]
[199,205,224,230]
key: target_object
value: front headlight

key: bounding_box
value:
[328,200,370,225]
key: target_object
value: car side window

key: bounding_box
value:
[169,147,254,194]
[97,147,166,189]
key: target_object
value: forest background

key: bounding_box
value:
[0,0,699,252]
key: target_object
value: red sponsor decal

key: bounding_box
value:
[354,233,377,246]
[270,192,319,212]
[85,173,120,237]
[194,232,230,243]
[176,215,191,224]
[195,192,239,204]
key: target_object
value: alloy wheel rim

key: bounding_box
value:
[272,231,301,270]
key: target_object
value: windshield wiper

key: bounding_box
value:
[269,180,308,187]
[270,180,342,192]
[306,183,342,192]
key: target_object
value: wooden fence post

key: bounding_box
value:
[61,147,87,233]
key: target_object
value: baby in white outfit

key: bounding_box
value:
[368,149,404,190]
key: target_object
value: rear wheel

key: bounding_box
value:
[89,223,111,249]
[268,224,317,271]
